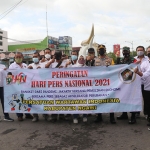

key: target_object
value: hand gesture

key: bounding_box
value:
[28,66,33,69]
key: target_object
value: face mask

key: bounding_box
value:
[71,55,78,61]
[99,49,105,56]
[45,54,51,59]
[123,53,129,58]
[147,53,150,58]
[137,51,144,56]
[78,59,85,65]
[32,58,39,63]
[15,58,22,64]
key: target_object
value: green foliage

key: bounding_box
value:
[107,52,117,62]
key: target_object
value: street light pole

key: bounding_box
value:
[125,41,133,56]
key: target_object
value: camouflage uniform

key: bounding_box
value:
[116,46,136,124]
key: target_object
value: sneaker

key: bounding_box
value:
[4,117,14,122]
[73,118,78,124]
[83,117,87,122]
[18,117,23,121]
[25,114,33,119]
[148,128,150,131]
[32,117,38,122]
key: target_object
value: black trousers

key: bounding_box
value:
[143,89,150,117]
[141,85,148,115]
[0,87,9,118]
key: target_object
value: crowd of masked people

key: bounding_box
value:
[0,44,150,130]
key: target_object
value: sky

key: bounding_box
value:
[0,0,150,52]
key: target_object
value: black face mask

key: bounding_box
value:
[99,49,105,56]
[148,53,150,58]
[123,53,129,58]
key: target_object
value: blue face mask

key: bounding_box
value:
[32,58,39,63]
[71,55,78,61]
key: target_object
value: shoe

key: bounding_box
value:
[25,114,33,119]
[83,117,87,122]
[4,117,14,122]
[128,119,136,124]
[32,117,38,122]
[145,115,148,120]
[73,118,78,124]
[94,117,102,123]
[147,117,150,122]
[64,115,70,121]
[148,128,150,131]
[43,114,48,120]
[18,117,23,121]
[47,116,52,121]
[110,118,116,124]
[117,115,128,120]
[135,112,140,118]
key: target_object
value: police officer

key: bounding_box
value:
[116,46,136,124]
[91,45,116,124]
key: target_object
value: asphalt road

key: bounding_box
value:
[0,108,149,150]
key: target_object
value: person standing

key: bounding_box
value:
[28,52,44,122]
[116,46,137,124]
[66,51,87,123]
[93,45,116,124]
[134,46,150,129]
[0,63,14,121]
[134,46,148,117]
[9,52,33,121]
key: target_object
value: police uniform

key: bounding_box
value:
[116,46,136,124]
[94,45,116,124]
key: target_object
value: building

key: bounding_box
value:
[0,29,8,52]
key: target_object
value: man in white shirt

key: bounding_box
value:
[0,63,14,121]
[134,46,149,117]
[28,52,44,122]
[45,50,66,68]
[66,51,87,124]
[28,52,45,69]
[45,50,66,121]
[9,52,33,121]
[40,48,52,65]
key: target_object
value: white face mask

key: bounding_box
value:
[45,54,51,59]
[137,51,144,56]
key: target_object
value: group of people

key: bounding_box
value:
[0,45,150,130]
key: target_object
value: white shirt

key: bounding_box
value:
[140,60,150,90]
[40,59,51,66]
[9,62,27,69]
[46,60,66,68]
[28,63,45,69]
[51,60,66,68]
[0,64,6,87]
[67,63,84,68]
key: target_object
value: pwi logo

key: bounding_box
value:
[6,72,27,85]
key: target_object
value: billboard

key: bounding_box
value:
[48,36,58,44]
[113,44,120,57]
[58,36,72,45]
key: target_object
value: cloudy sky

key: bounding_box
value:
[0,0,150,52]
